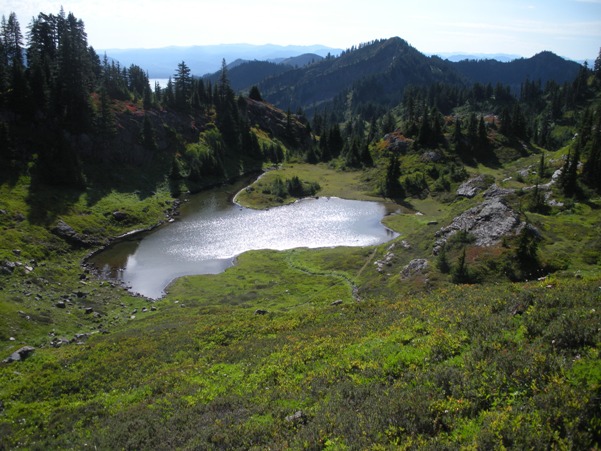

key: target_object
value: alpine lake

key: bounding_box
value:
[88,179,399,299]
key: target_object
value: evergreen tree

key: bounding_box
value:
[96,84,115,140]
[141,115,156,150]
[417,108,431,147]
[467,113,478,153]
[143,84,153,110]
[360,141,373,167]
[249,85,263,101]
[560,142,581,197]
[174,61,192,110]
[499,107,512,136]
[451,248,470,284]
[436,244,450,274]
[583,110,601,191]
[452,117,461,143]
[215,59,240,150]
[164,77,174,107]
[515,226,540,278]
[538,152,546,179]
[327,124,344,158]
[381,111,396,135]
[478,116,488,150]
[2,13,24,68]
[342,137,362,168]
[54,11,98,131]
[594,47,601,80]
[381,154,404,199]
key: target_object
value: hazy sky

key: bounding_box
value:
[3,0,601,61]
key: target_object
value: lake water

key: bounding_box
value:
[88,183,398,299]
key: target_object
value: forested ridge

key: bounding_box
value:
[1,8,601,450]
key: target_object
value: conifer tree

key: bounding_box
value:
[560,142,581,197]
[436,244,450,274]
[451,248,470,284]
[478,116,488,149]
[174,61,192,110]
[583,111,601,191]
[381,154,403,199]
[249,85,263,101]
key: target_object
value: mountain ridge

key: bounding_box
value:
[101,43,341,77]
[200,37,581,117]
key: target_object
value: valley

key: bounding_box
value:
[0,7,600,449]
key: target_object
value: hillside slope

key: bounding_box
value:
[450,51,582,92]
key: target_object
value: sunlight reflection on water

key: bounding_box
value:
[91,195,397,299]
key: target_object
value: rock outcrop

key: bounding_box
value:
[456,175,493,198]
[434,197,523,253]
[401,259,429,279]
[52,220,103,248]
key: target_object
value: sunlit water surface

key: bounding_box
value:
[89,185,398,299]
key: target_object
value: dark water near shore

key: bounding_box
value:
[88,182,398,299]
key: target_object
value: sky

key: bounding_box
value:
[3,0,601,62]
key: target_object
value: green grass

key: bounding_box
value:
[235,163,382,209]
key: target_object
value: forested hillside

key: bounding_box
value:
[1,7,601,450]
[208,37,583,122]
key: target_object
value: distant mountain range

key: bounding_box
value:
[431,52,523,63]
[101,44,340,77]
[198,38,582,117]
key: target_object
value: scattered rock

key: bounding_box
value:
[401,259,429,279]
[3,346,35,363]
[50,337,71,348]
[254,309,269,315]
[73,333,90,343]
[483,184,515,199]
[374,250,396,273]
[85,307,94,314]
[52,220,101,248]
[400,240,412,250]
[456,175,492,198]
[382,131,413,154]
[285,410,307,424]
[55,301,66,309]
[112,211,128,222]
[331,300,343,306]
[421,150,443,163]
[0,261,16,275]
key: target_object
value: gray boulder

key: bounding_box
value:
[456,175,491,198]
[52,220,101,247]
[3,346,35,363]
[435,197,524,252]
[401,259,429,279]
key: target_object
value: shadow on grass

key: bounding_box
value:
[26,179,84,226]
